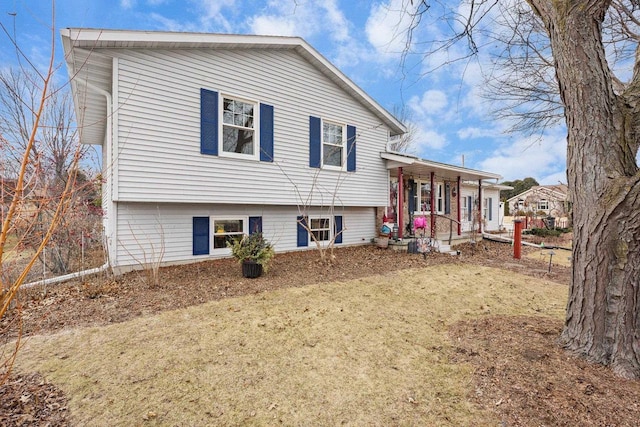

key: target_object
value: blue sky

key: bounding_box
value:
[1,0,569,184]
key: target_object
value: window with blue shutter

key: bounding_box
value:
[259,104,274,162]
[334,215,343,244]
[297,216,308,247]
[346,125,356,172]
[310,116,355,170]
[444,183,451,214]
[467,196,473,221]
[193,217,210,255]
[200,89,218,155]
[309,116,321,168]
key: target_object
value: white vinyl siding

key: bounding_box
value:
[112,48,389,207]
[114,202,376,269]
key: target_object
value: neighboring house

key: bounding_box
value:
[507,184,569,218]
[62,29,507,272]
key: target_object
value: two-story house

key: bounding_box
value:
[62,29,507,272]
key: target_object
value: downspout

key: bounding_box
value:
[24,79,115,289]
[76,80,115,273]
[397,167,404,238]
[23,263,110,289]
[430,171,435,238]
[457,176,461,235]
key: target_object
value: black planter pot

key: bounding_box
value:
[242,260,263,278]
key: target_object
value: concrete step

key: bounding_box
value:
[435,241,459,256]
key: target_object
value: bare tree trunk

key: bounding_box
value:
[529,0,640,378]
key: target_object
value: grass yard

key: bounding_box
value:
[10,264,567,426]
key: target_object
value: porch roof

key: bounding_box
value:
[381,151,503,182]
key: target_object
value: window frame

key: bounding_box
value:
[413,181,444,214]
[321,119,346,170]
[537,199,549,211]
[219,94,260,161]
[211,216,248,252]
[308,216,332,243]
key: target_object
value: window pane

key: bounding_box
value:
[323,123,342,143]
[311,218,329,229]
[215,219,243,233]
[420,184,431,212]
[212,219,244,249]
[312,229,330,241]
[223,127,254,154]
[213,234,239,249]
[323,144,342,166]
[223,98,254,128]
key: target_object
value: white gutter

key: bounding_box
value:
[23,263,110,288]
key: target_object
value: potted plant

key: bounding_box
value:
[227,232,275,278]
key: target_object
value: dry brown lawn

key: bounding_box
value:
[3,241,640,426]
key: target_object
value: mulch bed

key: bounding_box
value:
[3,237,638,426]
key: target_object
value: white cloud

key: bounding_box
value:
[189,0,236,32]
[457,126,497,140]
[409,89,448,115]
[249,15,300,36]
[365,0,417,59]
[319,0,350,42]
[120,0,135,9]
[477,131,567,182]
[414,127,448,151]
[246,1,351,42]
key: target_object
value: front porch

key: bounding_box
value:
[379,151,509,243]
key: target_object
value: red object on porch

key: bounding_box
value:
[513,219,523,259]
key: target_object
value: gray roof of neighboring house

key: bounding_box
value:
[506,184,569,203]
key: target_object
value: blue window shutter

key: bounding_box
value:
[444,183,451,214]
[193,217,210,255]
[248,216,263,234]
[467,196,473,221]
[408,180,416,213]
[200,88,218,155]
[309,116,321,168]
[297,216,308,247]
[334,215,343,244]
[488,198,493,221]
[346,125,356,171]
[260,104,274,162]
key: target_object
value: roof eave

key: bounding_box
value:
[381,151,503,182]
[61,28,406,136]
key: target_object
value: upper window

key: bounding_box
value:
[537,199,549,210]
[221,96,258,158]
[322,121,345,168]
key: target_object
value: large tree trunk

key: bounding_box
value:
[528,0,640,378]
